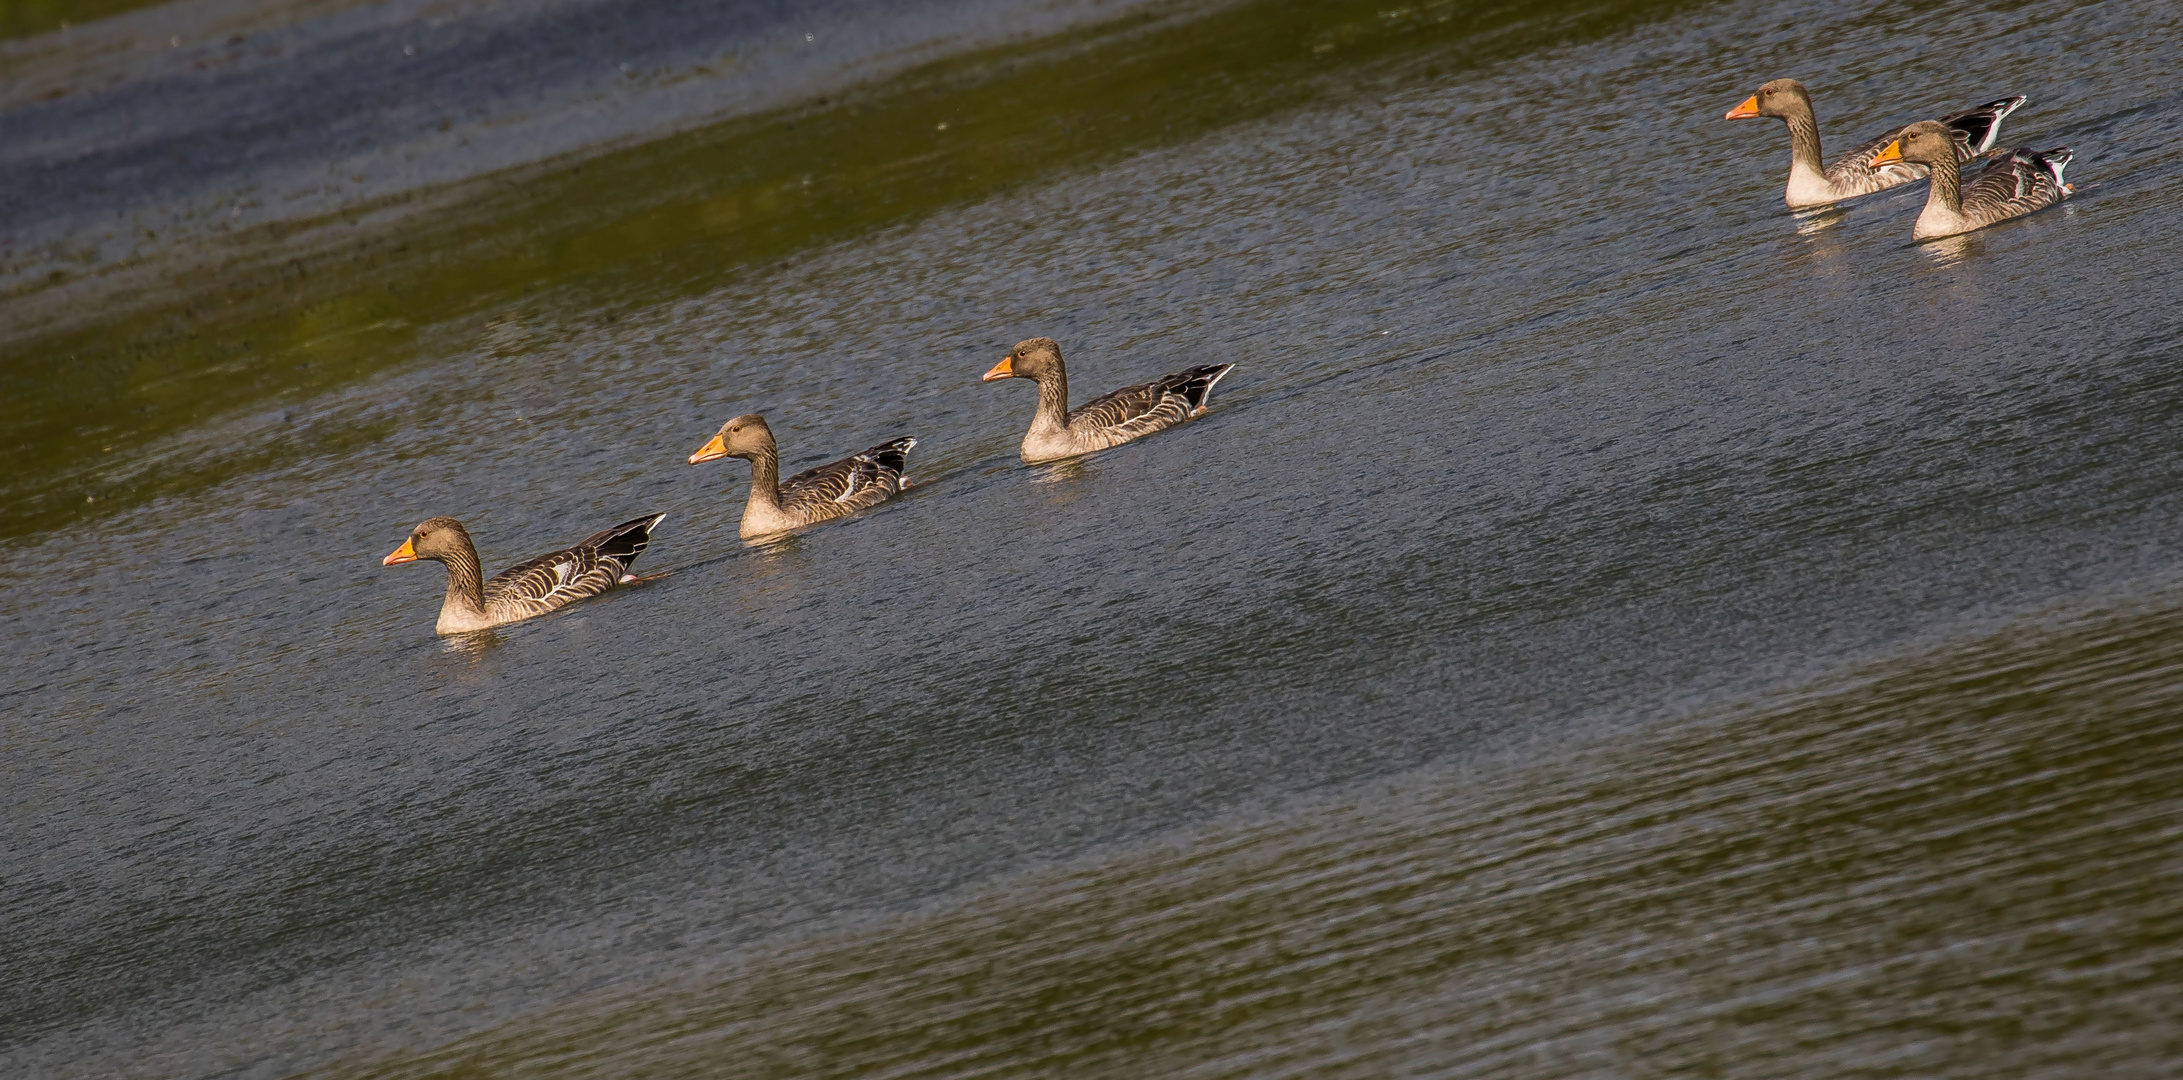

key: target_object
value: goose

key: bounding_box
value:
[688,414,916,538]
[1873,121,2073,239]
[380,513,665,634]
[981,337,1233,463]
[1725,79,2026,208]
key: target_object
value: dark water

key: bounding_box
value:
[4,0,2182,1075]
[0,0,1167,292]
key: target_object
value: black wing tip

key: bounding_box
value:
[859,436,918,472]
[588,512,667,566]
[1170,363,1236,411]
[1951,95,2026,122]
[1948,95,2027,153]
[616,511,667,536]
[2006,145,2073,165]
[1168,362,1234,385]
[2037,147,2074,184]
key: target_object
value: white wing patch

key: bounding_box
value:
[555,559,577,586]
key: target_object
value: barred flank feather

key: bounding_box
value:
[786,436,917,511]
[481,513,665,619]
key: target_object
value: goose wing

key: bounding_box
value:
[481,513,666,617]
[1068,364,1235,440]
[572,513,667,570]
[1961,147,2072,224]
[782,437,917,512]
[1939,95,2029,156]
[482,546,619,617]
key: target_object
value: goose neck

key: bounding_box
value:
[435,533,488,622]
[1032,369,1071,434]
[744,445,784,513]
[1924,159,1965,216]
[1783,108,1825,178]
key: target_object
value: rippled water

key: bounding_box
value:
[320,593,2183,1078]
[5,0,2182,1075]
[0,0,1169,293]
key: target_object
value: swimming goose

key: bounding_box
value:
[688,414,916,538]
[981,337,1233,463]
[381,513,665,634]
[1725,79,2025,208]
[1873,122,2073,240]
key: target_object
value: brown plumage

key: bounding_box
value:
[1725,79,2025,208]
[380,513,665,634]
[1874,121,2074,239]
[688,413,915,538]
[981,337,1233,463]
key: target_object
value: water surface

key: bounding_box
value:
[3,0,2181,1075]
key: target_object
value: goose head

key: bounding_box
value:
[689,414,775,464]
[983,337,1063,382]
[1725,78,1812,122]
[1871,121,1957,168]
[383,516,468,566]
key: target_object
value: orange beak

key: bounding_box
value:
[382,537,417,566]
[981,354,1016,382]
[1870,139,1904,167]
[689,433,728,464]
[1724,94,1761,120]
